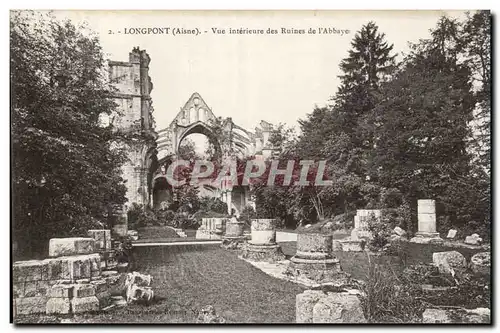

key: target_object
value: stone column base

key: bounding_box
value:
[286,256,350,284]
[221,236,246,250]
[241,243,285,263]
[410,232,443,244]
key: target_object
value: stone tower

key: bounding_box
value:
[108,47,158,210]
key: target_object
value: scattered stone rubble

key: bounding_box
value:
[422,307,490,324]
[13,230,153,318]
[196,305,226,323]
[196,218,228,240]
[464,233,483,245]
[470,252,490,276]
[432,251,467,275]
[296,290,366,323]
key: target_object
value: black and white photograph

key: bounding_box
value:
[10,9,491,324]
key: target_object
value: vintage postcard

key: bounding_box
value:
[10,10,491,324]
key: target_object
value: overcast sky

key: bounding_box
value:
[54,10,470,133]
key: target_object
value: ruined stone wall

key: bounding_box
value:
[108,48,157,208]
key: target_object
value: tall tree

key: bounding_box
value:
[11,11,128,257]
[371,16,479,229]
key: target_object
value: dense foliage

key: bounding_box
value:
[11,12,130,257]
[252,13,491,235]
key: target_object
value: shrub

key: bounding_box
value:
[199,197,228,215]
[360,256,425,323]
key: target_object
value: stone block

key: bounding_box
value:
[90,279,108,294]
[446,229,457,239]
[15,296,48,315]
[49,237,95,257]
[417,213,437,233]
[24,281,41,297]
[44,253,100,281]
[296,290,324,323]
[13,260,48,282]
[417,199,436,214]
[48,284,74,298]
[340,239,365,252]
[88,229,111,251]
[250,230,276,245]
[46,297,71,314]
[13,282,25,298]
[470,252,490,275]
[36,280,51,296]
[71,296,99,313]
[296,233,332,258]
[312,293,366,323]
[125,271,152,287]
[465,235,482,245]
[432,251,466,275]
[423,308,490,323]
[74,283,96,298]
[393,226,407,237]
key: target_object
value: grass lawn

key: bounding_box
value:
[17,243,305,324]
[15,238,485,324]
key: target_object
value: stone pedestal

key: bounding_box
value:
[241,219,285,262]
[351,209,381,240]
[287,233,348,284]
[221,220,246,250]
[196,218,229,240]
[410,199,443,244]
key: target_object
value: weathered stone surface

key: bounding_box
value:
[393,226,407,237]
[465,235,482,245]
[90,279,108,294]
[15,296,48,315]
[446,229,457,239]
[470,252,490,275]
[241,243,285,263]
[287,257,349,284]
[339,239,365,252]
[432,251,466,275]
[44,253,101,281]
[71,296,99,313]
[296,233,332,259]
[46,297,71,314]
[296,290,324,323]
[250,219,277,245]
[126,286,154,304]
[49,238,96,257]
[422,308,490,323]
[48,284,73,298]
[196,305,226,323]
[88,229,112,250]
[125,271,152,287]
[312,293,366,323]
[74,283,96,298]
[13,260,48,282]
[410,236,443,244]
[422,308,449,323]
[251,219,276,231]
[225,221,245,237]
